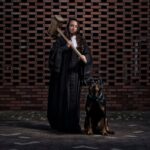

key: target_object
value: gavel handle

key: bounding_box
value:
[57,28,87,63]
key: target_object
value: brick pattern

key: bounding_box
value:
[0,0,150,110]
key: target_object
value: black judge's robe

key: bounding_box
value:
[47,36,92,133]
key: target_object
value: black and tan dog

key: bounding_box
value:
[84,79,114,135]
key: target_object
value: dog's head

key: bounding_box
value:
[88,79,104,96]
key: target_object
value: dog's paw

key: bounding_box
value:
[84,128,93,135]
[100,130,108,136]
[87,129,93,135]
[107,130,115,135]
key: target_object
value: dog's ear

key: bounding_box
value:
[86,77,95,86]
[81,77,93,86]
[98,79,104,86]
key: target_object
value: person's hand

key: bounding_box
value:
[80,55,87,63]
[67,40,72,48]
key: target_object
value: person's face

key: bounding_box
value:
[69,20,78,34]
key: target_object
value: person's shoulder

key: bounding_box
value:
[81,36,88,46]
[79,34,85,40]
[55,36,66,44]
[77,34,86,43]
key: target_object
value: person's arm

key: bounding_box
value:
[80,38,93,85]
[49,37,69,73]
[82,39,92,65]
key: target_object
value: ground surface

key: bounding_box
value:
[0,111,150,150]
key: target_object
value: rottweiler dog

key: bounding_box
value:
[84,79,114,135]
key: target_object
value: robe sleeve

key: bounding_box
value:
[49,37,68,73]
[80,39,93,85]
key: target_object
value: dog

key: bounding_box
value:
[84,79,114,135]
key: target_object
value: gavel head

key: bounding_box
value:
[47,15,65,38]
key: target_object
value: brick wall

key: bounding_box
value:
[0,0,150,111]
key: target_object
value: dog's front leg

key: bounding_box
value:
[84,108,93,135]
[98,118,108,135]
[87,117,93,135]
[105,118,115,135]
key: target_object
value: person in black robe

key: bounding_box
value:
[47,18,92,133]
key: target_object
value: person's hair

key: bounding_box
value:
[64,18,86,52]
[65,18,80,38]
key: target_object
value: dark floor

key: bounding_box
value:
[0,111,150,150]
